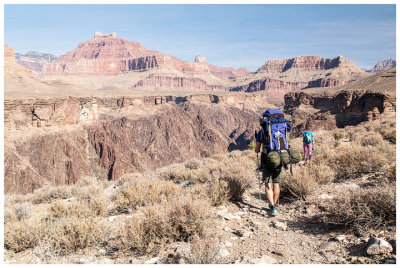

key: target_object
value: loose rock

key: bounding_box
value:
[273,221,287,231]
[366,237,393,255]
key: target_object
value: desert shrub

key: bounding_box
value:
[14,202,32,220]
[115,173,145,187]
[114,197,209,255]
[157,163,197,183]
[44,216,109,255]
[333,129,347,140]
[353,132,383,147]
[281,167,318,200]
[329,143,386,180]
[185,158,202,170]
[49,196,108,219]
[115,180,181,211]
[380,129,396,144]
[219,165,252,201]
[385,164,396,182]
[208,178,230,206]
[31,186,72,204]
[70,183,102,201]
[5,217,46,252]
[323,183,396,230]
[184,233,221,264]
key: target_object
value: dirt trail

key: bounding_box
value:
[187,168,396,264]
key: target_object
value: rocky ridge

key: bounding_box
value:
[367,58,396,74]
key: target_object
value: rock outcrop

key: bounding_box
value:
[15,51,57,74]
[368,58,396,74]
[284,67,396,136]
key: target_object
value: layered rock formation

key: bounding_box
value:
[5,45,36,78]
[368,58,396,74]
[15,51,57,74]
[234,55,369,93]
[284,67,396,136]
[42,32,210,76]
[5,92,272,194]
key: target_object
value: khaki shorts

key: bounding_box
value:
[262,166,282,183]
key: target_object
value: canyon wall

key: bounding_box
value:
[284,68,396,136]
[5,92,271,194]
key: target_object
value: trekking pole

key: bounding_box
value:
[255,131,263,202]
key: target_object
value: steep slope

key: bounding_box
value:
[232,55,369,92]
[284,67,396,136]
[368,58,396,74]
[4,92,272,194]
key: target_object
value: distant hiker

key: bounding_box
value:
[31,108,41,121]
[255,109,293,216]
[302,126,314,163]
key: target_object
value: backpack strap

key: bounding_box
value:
[268,120,273,151]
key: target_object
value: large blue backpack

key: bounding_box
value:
[261,109,292,152]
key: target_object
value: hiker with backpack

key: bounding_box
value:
[254,109,300,216]
[302,126,314,163]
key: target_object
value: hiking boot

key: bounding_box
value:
[267,207,277,216]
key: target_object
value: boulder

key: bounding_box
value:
[366,237,393,255]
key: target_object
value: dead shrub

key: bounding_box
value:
[333,129,347,140]
[323,183,396,230]
[114,197,209,255]
[115,180,181,211]
[157,163,196,183]
[14,202,32,220]
[219,164,252,201]
[381,129,396,144]
[5,217,46,252]
[44,216,109,255]
[208,178,230,206]
[281,168,318,200]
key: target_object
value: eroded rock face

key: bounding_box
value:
[4,93,263,194]
[284,68,396,136]
[194,55,251,80]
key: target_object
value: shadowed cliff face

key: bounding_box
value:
[5,97,261,194]
[88,103,258,181]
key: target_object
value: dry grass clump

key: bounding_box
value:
[44,216,109,255]
[113,197,209,255]
[4,217,46,252]
[115,180,182,211]
[323,183,396,230]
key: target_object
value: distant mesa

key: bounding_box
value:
[367,58,396,74]
[93,32,117,38]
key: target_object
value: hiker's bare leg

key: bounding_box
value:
[265,183,275,207]
[273,182,280,205]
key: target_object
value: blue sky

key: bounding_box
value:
[4,4,396,71]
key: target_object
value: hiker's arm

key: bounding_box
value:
[255,142,261,153]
